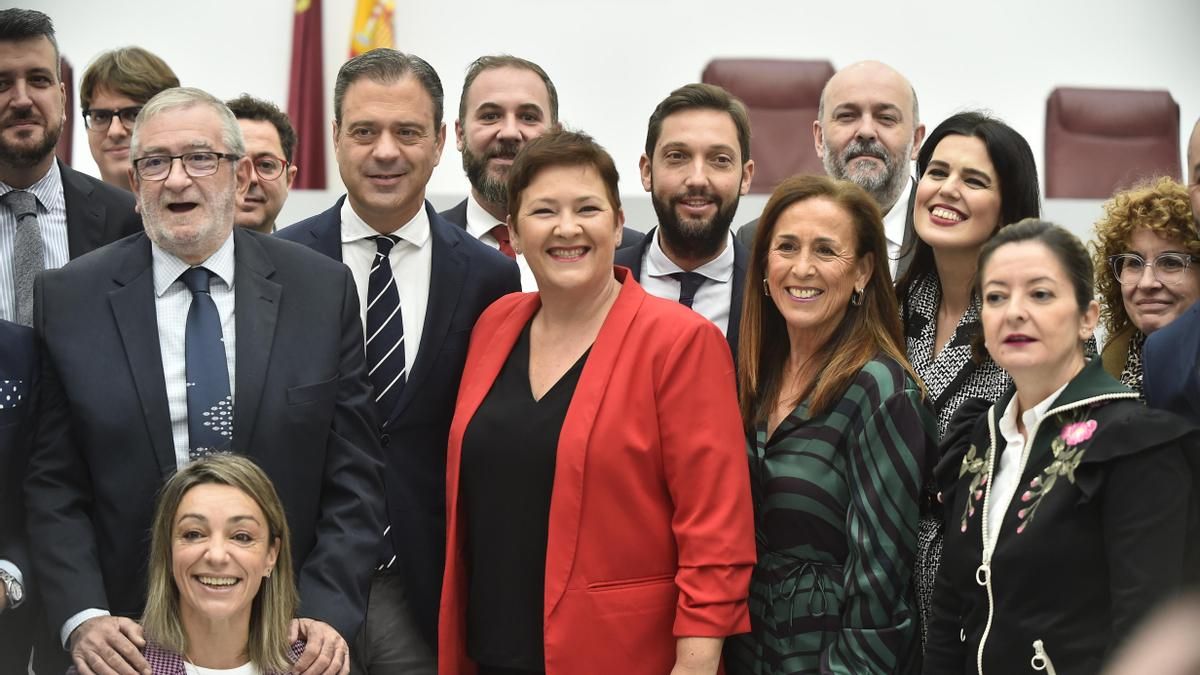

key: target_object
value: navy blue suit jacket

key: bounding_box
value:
[614,227,747,362]
[26,228,385,642]
[279,199,520,644]
[1144,300,1200,420]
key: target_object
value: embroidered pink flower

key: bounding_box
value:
[1060,419,1097,445]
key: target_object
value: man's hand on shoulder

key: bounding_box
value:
[289,617,350,675]
[70,616,149,675]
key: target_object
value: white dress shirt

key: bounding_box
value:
[882,177,914,278]
[340,199,432,374]
[0,161,71,323]
[640,229,735,336]
[62,233,239,645]
[464,194,537,291]
[987,380,1070,550]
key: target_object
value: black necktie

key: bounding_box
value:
[670,271,706,309]
[181,267,233,460]
[366,235,407,418]
[2,190,43,327]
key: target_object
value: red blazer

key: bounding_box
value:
[439,267,755,674]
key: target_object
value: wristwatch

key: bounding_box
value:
[0,568,23,608]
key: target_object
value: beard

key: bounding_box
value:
[822,135,912,210]
[0,108,62,169]
[462,138,521,207]
[651,181,741,262]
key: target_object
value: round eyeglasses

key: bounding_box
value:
[1109,252,1199,286]
[132,152,241,181]
[82,106,143,132]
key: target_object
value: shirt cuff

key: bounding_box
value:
[0,559,23,611]
[62,608,111,649]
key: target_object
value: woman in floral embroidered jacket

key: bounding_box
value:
[925,220,1198,675]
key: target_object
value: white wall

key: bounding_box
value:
[36,0,1200,232]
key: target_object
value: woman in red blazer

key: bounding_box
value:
[439,130,756,675]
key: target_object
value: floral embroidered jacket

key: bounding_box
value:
[924,358,1199,675]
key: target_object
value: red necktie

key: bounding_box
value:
[489,224,516,259]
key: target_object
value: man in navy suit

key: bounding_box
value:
[1144,116,1200,420]
[27,87,384,675]
[439,54,641,290]
[279,49,519,675]
[615,83,754,360]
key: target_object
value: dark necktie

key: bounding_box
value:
[367,235,406,418]
[670,271,707,309]
[181,267,233,460]
[2,190,44,327]
[489,224,516,259]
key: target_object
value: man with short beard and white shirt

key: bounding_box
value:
[440,54,641,289]
[737,60,925,278]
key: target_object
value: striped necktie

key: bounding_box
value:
[366,235,406,418]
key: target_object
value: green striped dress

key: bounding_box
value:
[725,356,935,674]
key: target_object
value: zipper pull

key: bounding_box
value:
[975,563,989,586]
[1031,639,1057,675]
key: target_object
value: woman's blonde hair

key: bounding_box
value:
[1091,176,1199,337]
[142,454,297,673]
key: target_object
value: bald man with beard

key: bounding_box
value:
[736,60,924,278]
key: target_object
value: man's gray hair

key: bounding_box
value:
[131,86,246,158]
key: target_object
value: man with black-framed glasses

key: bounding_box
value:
[228,94,299,234]
[79,46,178,191]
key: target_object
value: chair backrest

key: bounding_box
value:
[1044,86,1181,198]
[701,58,835,194]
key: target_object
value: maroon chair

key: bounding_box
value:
[1044,86,1181,198]
[701,58,835,194]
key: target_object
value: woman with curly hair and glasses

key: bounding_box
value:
[1092,176,1200,395]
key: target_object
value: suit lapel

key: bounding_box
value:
[306,197,347,261]
[613,226,652,280]
[727,237,747,359]
[388,205,464,422]
[231,230,281,452]
[60,161,106,258]
[107,237,176,477]
[545,269,644,616]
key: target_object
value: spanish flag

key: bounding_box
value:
[287,0,326,189]
[350,0,395,56]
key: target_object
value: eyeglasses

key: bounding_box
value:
[132,152,241,181]
[249,155,290,181]
[82,106,143,132]
[1109,252,1199,286]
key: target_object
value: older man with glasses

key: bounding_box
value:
[79,45,179,191]
[26,85,384,675]
[227,94,299,234]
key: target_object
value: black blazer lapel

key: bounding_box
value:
[304,197,347,261]
[60,161,106,258]
[613,225,654,280]
[388,205,465,422]
[107,237,175,477]
[231,230,281,451]
[728,237,748,360]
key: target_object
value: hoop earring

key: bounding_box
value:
[850,288,864,306]
[762,278,770,296]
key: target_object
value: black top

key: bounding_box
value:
[461,321,589,670]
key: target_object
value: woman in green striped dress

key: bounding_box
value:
[725,175,937,674]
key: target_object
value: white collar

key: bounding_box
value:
[464,193,505,239]
[340,197,430,249]
[645,229,735,283]
[998,379,1071,443]
[152,230,236,297]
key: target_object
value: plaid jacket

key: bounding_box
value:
[69,640,305,675]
